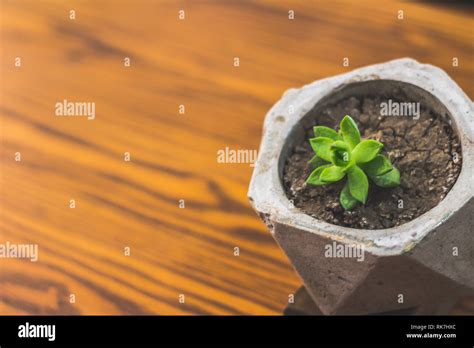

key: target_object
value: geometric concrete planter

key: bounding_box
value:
[248,59,474,315]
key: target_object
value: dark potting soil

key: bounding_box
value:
[282,95,462,229]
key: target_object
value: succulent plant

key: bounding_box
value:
[306,115,400,210]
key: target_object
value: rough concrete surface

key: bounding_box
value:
[248,58,474,314]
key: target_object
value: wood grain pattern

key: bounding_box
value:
[0,0,472,315]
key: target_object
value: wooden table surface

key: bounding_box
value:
[1,0,473,315]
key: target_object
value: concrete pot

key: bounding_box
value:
[248,58,474,315]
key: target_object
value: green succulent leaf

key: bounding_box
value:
[340,181,359,210]
[351,139,383,164]
[313,126,342,141]
[360,154,393,177]
[331,140,350,152]
[330,141,351,167]
[320,165,346,183]
[370,167,400,188]
[306,164,332,185]
[309,137,334,162]
[308,155,328,168]
[347,165,369,203]
[339,115,360,150]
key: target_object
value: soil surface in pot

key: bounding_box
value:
[282,95,462,229]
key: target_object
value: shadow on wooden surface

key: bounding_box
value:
[0,0,472,314]
[285,287,474,315]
